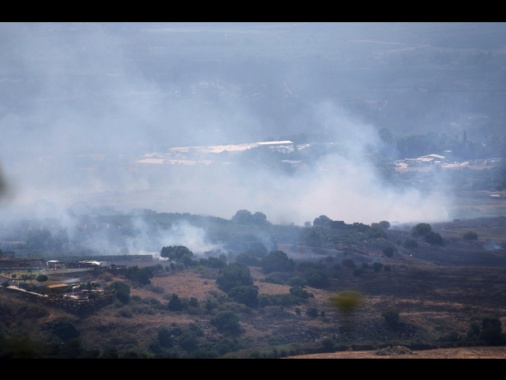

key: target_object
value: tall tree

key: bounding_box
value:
[216,262,253,292]
[211,311,241,336]
[260,250,295,274]
[167,293,183,311]
[412,223,432,237]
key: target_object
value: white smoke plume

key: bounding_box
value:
[4,22,500,234]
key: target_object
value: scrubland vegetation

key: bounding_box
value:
[2,207,506,358]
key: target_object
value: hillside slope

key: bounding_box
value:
[1,216,506,358]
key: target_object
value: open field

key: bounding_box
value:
[285,346,506,359]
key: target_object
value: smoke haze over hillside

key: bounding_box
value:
[1,22,505,227]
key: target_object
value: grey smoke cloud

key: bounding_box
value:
[79,217,215,257]
[5,22,497,230]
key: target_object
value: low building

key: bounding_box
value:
[47,260,63,269]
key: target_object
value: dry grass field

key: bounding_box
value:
[118,244,506,358]
[285,346,506,359]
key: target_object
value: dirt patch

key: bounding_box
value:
[149,270,223,299]
[285,346,506,359]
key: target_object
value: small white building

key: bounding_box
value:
[47,260,63,269]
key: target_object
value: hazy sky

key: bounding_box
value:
[1,22,504,226]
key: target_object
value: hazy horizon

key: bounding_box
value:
[1,22,505,227]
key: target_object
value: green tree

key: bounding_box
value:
[289,286,312,300]
[36,274,48,283]
[368,224,387,239]
[211,311,241,336]
[109,281,131,304]
[216,262,253,292]
[167,293,183,311]
[382,310,400,329]
[227,285,259,307]
[424,231,444,246]
[252,211,269,225]
[321,337,336,352]
[157,327,173,348]
[125,265,155,286]
[51,320,80,341]
[188,297,199,308]
[231,209,253,224]
[179,331,198,353]
[412,223,432,237]
[304,267,330,289]
[313,215,333,228]
[378,220,391,230]
[205,299,216,312]
[287,276,306,287]
[215,338,240,355]
[160,245,194,266]
[306,307,318,318]
[260,250,295,274]
[480,316,505,345]
[245,242,269,258]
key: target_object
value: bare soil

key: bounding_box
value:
[285,346,506,359]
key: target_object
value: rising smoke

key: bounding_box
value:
[4,22,492,239]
